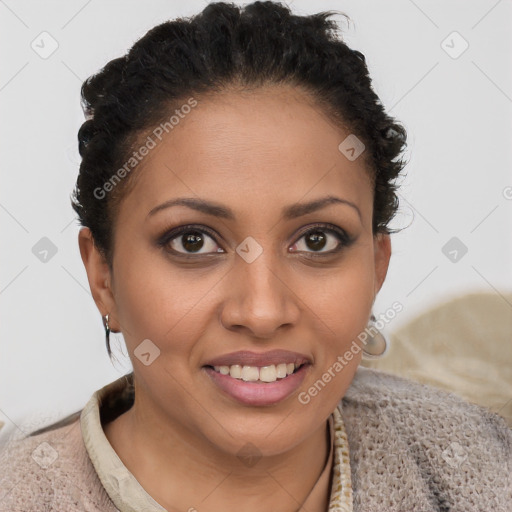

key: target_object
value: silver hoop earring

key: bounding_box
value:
[362,313,388,359]
[102,314,111,351]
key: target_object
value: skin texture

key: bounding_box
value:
[79,85,391,512]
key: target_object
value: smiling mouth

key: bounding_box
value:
[205,362,307,383]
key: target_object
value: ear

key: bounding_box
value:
[373,233,391,296]
[78,227,120,332]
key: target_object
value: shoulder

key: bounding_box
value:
[342,366,512,451]
[342,366,511,434]
[0,417,115,512]
[341,366,512,509]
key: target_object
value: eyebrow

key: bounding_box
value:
[147,195,361,221]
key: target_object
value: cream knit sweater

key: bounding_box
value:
[0,367,510,511]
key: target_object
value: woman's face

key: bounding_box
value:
[83,85,390,457]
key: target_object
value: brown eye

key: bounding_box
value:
[168,229,223,255]
[304,230,328,251]
[179,231,205,253]
[289,224,351,255]
[157,225,225,256]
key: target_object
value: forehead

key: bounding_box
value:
[118,85,373,226]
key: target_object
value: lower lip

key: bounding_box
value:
[203,364,310,406]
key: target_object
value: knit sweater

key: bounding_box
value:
[0,367,510,511]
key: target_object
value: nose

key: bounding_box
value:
[219,250,301,339]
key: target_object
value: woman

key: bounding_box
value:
[0,2,510,511]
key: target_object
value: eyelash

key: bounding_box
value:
[156,223,353,259]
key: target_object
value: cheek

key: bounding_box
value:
[296,246,375,327]
[300,252,374,402]
[111,244,221,355]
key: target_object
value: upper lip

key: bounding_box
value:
[204,350,311,368]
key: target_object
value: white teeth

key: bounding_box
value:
[211,362,302,382]
[229,365,242,379]
[241,366,260,381]
[276,363,287,379]
[259,365,277,382]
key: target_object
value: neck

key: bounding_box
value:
[104,397,331,512]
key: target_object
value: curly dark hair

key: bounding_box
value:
[72,0,407,270]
